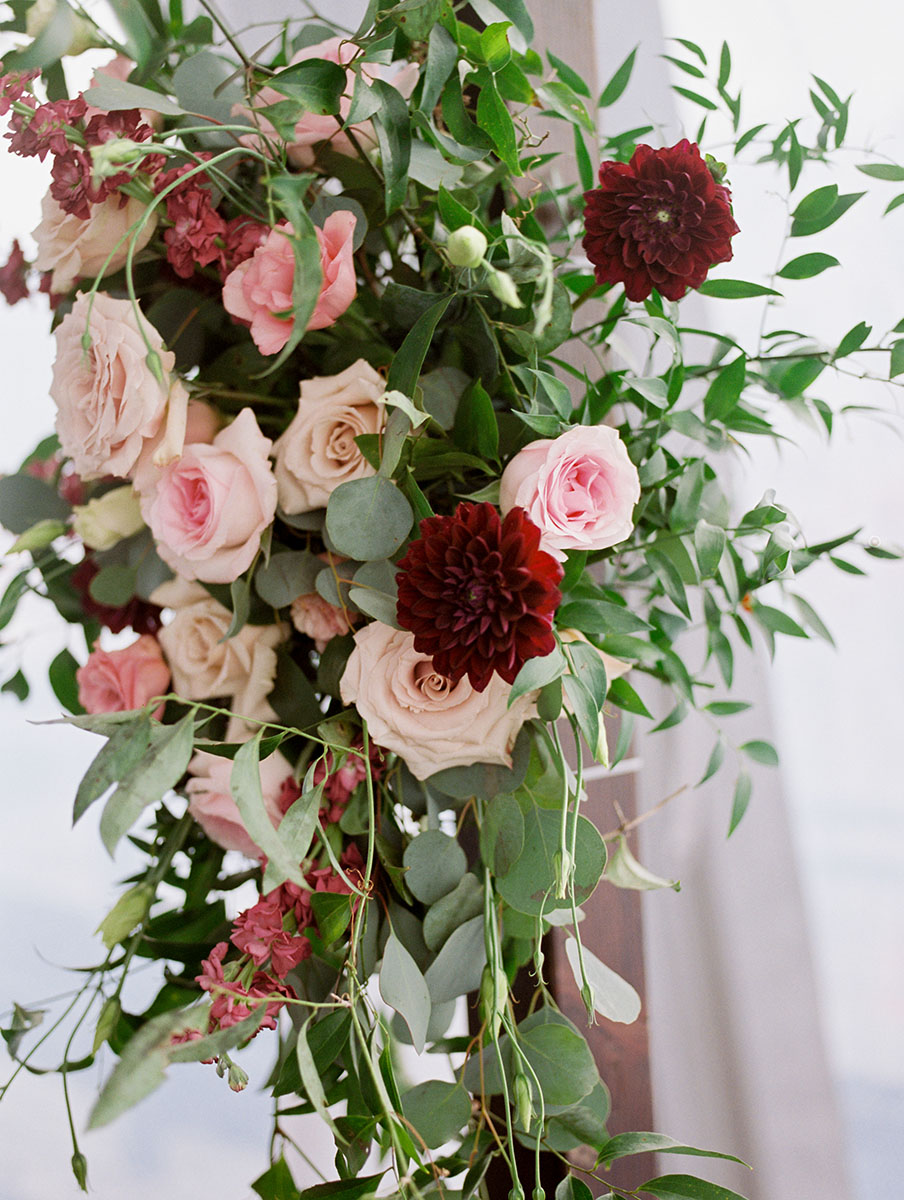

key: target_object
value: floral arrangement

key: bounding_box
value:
[0,2,900,1198]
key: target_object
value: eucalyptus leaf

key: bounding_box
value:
[423,913,486,1002]
[401,1080,471,1149]
[326,476,414,562]
[564,936,641,1024]
[231,733,305,888]
[379,930,431,1052]
[403,829,467,904]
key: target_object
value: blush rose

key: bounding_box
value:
[185,749,294,859]
[339,623,536,781]
[76,634,171,718]
[221,211,357,356]
[33,189,158,294]
[50,292,175,479]
[499,425,641,560]
[273,359,386,512]
[143,408,278,584]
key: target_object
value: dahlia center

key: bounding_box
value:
[655,208,672,223]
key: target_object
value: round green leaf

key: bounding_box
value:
[325,476,414,562]
[401,1080,472,1149]
[497,803,606,916]
[403,830,467,905]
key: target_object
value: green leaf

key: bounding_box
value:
[268,58,346,112]
[718,41,731,88]
[556,1178,594,1200]
[4,0,77,70]
[728,771,752,836]
[423,873,484,951]
[1,669,28,701]
[99,715,194,855]
[776,253,840,279]
[536,80,594,132]
[694,521,726,577]
[740,739,779,766]
[380,930,431,1052]
[734,123,766,153]
[296,1179,386,1200]
[696,280,781,299]
[386,295,454,395]
[470,0,533,44]
[89,565,138,608]
[497,803,606,916]
[834,320,872,360]
[509,646,567,705]
[0,473,71,534]
[255,551,322,608]
[48,648,84,715]
[476,75,521,174]
[564,936,640,1023]
[607,676,652,719]
[697,738,726,786]
[703,354,746,421]
[453,380,499,460]
[606,836,679,892]
[600,1133,748,1167]
[557,600,649,636]
[389,0,445,42]
[296,1016,350,1146]
[349,558,401,628]
[371,79,412,214]
[401,1080,471,1149]
[856,162,904,181]
[517,1008,599,1106]
[231,732,305,888]
[6,518,66,555]
[265,177,324,374]
[790,190,864,237]
[83,75,183,116]
[889,340,904,378]
[791,183,838,222]
[74,715,153,823]
[563,674,600,757]
[325,476,414,562]
[423,913,487,1002]
[420,24,458,115]
[426,724,531,800]
[598,46,637,108]
[638,1175,750,1200]
[884,193,904,215]
[548,51,591,98]
[402,830,467,904]
[480,792,526,878]
[481,21,512,71]
[252,1157,299,1200]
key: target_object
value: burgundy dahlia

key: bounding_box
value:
[395,502,563,693]
[582,139,739,302]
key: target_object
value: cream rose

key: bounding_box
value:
[33,190,157,295]
[185,749,293,859]
[339,623,536,781]
[144,408,278,584]
[500,425,641,560]
[51,292,176,479]
[151,577,283,718]
[274,360,386,513]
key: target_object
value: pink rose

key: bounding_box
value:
[274,359,386,512]
[499,425,641,560]
[237,37,418,168]
[221,212,357,356]
[339,624,536,781]
[144,408,278,583]
[290,592,355,651]
[185,749,293,859]
[33,189,158,295]
[131,397,221,497]
[76,634,171,718]
[51,292,175,479]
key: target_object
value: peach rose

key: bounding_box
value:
[76,634,171,718]
[221,211,357,356]
[500,425,641,560]
[273,359,386,512]
[144,408,277,584]
[290,591,355,651]
[50,292,175,479]
[33,189,158,294]
[151,577,283,717]
[339,623,536,781]
[185,749,293,858]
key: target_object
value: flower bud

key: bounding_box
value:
[72,486,144,551]
[92,995,121,1053]
[513,1070,533,1130]
[478,963,508,1039]
[486,265,523,308]
[95,882,154,949]
[226,1059,249,1092]
[70,1151,89,1192]
[553,849,574,900]
[446,224,488,269]
[27,0,101,56]
[90,137,147,182]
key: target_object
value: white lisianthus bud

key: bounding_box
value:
[90,137,146,182]
[446,224,488,269]
[26,0,102,56]
[486,264,523,308]
[72,486,145,551]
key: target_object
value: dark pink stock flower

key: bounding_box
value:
[5,96,86,160]
[0,240,29,305]
[0,65,40,116]
[230,899,284,965]
[582,139,739,302]
[197,942,295,1032]
[312,741,384,824]
[395,502,563,693]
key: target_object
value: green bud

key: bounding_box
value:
[90,137,146,181]
[478,963,508,1039]
[486,265,523,308]
[95,883,154,950]
[553,849,573,900]
[7,518,66,555]
[71,1150,89,1192]
[226,1060,249,1092]
[580,981,596,1023]
[92,996,122,1054]
[705,153,729,185]
[509,1187,525,1200]
[533,1189,546,1200]
[513,1070,533,1130]
[446,224,488,269]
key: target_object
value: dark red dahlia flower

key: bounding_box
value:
[395,501,563,692]
[582,139,739,302]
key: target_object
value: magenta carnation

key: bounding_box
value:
[395,502,563,693]
[582,139,739,302]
